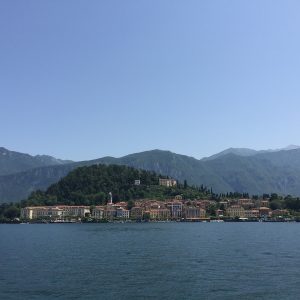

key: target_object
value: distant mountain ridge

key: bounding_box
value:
[1,146,300,203]
[202,145,300,161]
[96,149,300,196]
[0,147,72,176]
[202,148,259,161]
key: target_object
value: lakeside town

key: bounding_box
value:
[20,178,294,223]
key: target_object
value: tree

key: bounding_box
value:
[270,193,279,201]
[127,200,135,210]
[184,180,188,189]
[270,201,281,210]
[143,212,150,221]
[4,206,20,219]
[207,204,216,216]
[219,204,225,211]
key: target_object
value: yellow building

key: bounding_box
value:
[183,207,206,220]
[130,207,144,219]
[244,209,259,218]
[226,206,245,218]
[159,178,177,187]
[149,208,170,220]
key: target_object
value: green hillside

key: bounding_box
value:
[24,164,209,207]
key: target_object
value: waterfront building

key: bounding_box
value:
[116,207,130,219]
[103,206,117,219]
[226,206,245,218]
[21,206,64,219]
[91,206,105,220]
[149,209,158,220]
[20,207,32,219]
[167,201,183,219]
[259,207,271,217]
[20,206,89,220]
[149,208,170,220]
[244,209,259,219]
[158,208,171,220]
[183,207,206,220]
[60,206,90,218]
[130,206,144,219]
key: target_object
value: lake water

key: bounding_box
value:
[1,222,300,299]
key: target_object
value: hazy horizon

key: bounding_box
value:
[2,144,300,162]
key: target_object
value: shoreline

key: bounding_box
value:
[0,219,298,224]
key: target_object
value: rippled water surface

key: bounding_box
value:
[1,222,300,299]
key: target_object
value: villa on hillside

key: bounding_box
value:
[159,178,177,187]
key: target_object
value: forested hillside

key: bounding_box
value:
[24,164,210,206]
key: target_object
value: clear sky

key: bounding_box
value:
[1,0,300,161]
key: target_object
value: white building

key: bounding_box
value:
[167,202,183,219]
[116,207,130,219]
[91,206,105,220]
[20,206,90,220]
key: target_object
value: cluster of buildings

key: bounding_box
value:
[20,195,290,222]
[216,198,289,220]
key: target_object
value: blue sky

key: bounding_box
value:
[1,0,300,161]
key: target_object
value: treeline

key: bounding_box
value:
[0,202,20,222]
[22,164,211,207]
[216,192,250,199]
[261,193,300,211]
[210,191,300,212]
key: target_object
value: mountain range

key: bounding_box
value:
[1,146,300,203]
[0,147,72,176]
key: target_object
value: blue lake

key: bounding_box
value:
[1,222,300,299]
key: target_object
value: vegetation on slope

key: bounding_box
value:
[23,164,211,207]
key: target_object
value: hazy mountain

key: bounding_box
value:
[202,145,300,161]
[0,147,72,176]
[0,164,76,203]
[279,145,300,151]
[202,148,259,161]
[97,149,300,196]
[1,147,300,203]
